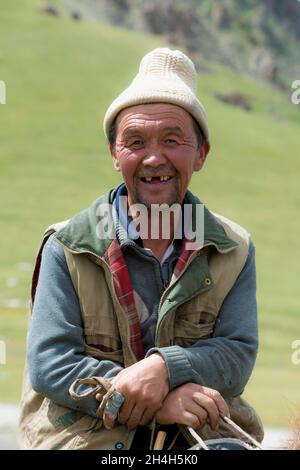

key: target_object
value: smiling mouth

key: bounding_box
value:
[140,175,174,183]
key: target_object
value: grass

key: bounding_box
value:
[0,309,27,403]
[0,0,299,427]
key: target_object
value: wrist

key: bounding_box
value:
[150,353,170,389]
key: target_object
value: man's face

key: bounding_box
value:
[110,103,207,208]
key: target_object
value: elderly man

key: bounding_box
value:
[18,48,263,450]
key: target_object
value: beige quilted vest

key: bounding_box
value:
[18,195,264,449]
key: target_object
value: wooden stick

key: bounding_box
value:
[153,431,167,450]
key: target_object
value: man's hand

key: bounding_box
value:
[97,353,169,430]
[155,383,230,430]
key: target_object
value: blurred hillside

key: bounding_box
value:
[0,0,299,426]
[60,0,300,88]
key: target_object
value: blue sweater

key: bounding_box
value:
[28,230,258,418]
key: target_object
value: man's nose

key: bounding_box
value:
[142,145,167,167]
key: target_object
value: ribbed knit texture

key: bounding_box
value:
[103,48,209,141]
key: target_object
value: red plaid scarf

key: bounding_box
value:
[172,238,198,280]
[104,238,197,361]
[105,239,145,361]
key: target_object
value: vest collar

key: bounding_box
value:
[55,187,238,258]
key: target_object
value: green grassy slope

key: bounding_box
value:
[0,0,299,426]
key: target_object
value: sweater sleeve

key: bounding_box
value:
[146,242,258,398]
[27,234,123,417]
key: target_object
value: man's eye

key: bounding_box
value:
[165,138,178,144]
[130,139,143,147]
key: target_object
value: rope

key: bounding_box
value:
[186,414,263,450]
[187,426,209,450]
[149,419,156,451]
[220,414,263,450]
[69,376,115,417]
[167,429,181,450]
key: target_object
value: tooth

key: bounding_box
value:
[145,177,152,182]
[164,176,169,181]
[160,176,164,181]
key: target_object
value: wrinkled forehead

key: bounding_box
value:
[115,103,194,132]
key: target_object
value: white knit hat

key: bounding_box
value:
[103,48,209,142]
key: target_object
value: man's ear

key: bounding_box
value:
[193,140,210,172]
[109,144,121,172]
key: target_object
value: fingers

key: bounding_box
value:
[155,388,208,429]
[192,392,219,429]
[201,387,230,419]
[98,390,125,430]
[121,404,146,430]
[193,387,230,430]
[118,399,136,427]
[139,407,156,427]
[102,399,135,431]
[119,400,157,429]
[163,383,229,431]
[182,407,208,430]
[99,392,155,430]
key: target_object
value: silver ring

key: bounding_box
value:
[104,391,124,420]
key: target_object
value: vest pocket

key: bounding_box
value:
[84,332,121,350]
[174,302,217,347]
[174,318,214,346]
[85,333,124,363]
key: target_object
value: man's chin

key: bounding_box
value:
[134,196,180,208]
[133,186,181,208]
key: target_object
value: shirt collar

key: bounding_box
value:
[113,183,183,256]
